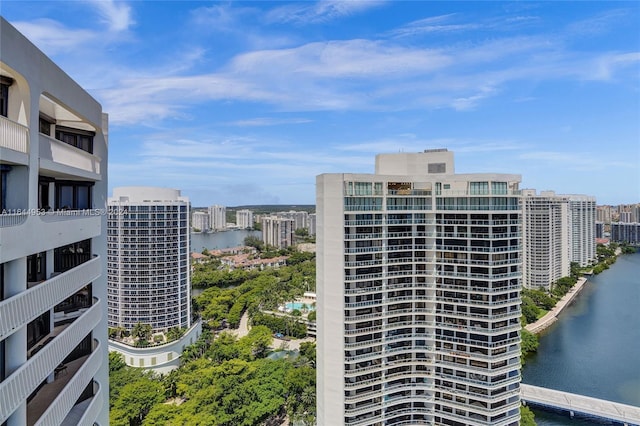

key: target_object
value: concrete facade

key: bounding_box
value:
[208,204,226,231]
[317,150,522,426]
[521,190,570,291]
[0,17,109,425]
[262,216,295,249]
[567,195,596,267]
[107,187,191,333]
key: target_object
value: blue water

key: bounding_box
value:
[522,252,640,424]
[190,229,261,252]
[285,302,315,311]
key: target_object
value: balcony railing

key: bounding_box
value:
[0,256,100,340]
[73,380,104,426]
[35,340,103,426]
[39,134,101,176]
[0,212,29,228]
[0,300,101,424]
[0,115,29,153]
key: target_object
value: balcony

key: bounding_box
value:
[29,339,102,426]
[0,256,100,340]
[0,300,102,424]
[0,115,29,163]
[39,134,101,180]
[0,211,101,262]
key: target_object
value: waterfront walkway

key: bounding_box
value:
[525,277,588,334]
[521,384,640,425]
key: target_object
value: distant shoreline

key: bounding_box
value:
[525,277,589,334]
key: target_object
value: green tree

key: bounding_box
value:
[112,377,164,425]
[131,322,152,341]
[521,328,539,362]
[520,404,536,426]
[244,236,264,251]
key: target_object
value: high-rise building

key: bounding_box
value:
[107,187,200,372]
[262,216,295,249]
[309,213,317,236]
[596,205,613,224]
[521,190,570,291]
[611,222,640,244]
[236,209,254,229]
[208,204,226,231]
[567,195,596,267]
[317,150,522,426]
[0,18,109,425]
[595,221,605,239]
[279,210,309,230]
[192,211,209,232]
[107,187,191,332]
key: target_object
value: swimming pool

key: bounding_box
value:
[285,302,316,311]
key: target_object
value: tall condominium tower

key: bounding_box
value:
[236,209,254,229]
[208,204,226,231]
[262,216,295,249]
[567,195,596,267]
[192,211,210,232]
[521,190,570,291]
[107,187,191,332]
[0,18,109,425]
[317,150,522,426]
[611,222,640,244]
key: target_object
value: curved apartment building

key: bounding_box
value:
[0,18,109,426]
[317,150,522,426]
[107,187,191,333]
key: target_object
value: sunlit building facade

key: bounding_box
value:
[1,18,109,425]
[521,190,570,291]
[107,187,191,333]
[317,150,522,426]
[567,195,596,267]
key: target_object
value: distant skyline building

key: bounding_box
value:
[236,209,254,229]
[192,211,209,232]
[0,17,109,425]
[308,213,317,236]
[279,210,309,230]
[596,206,613,223]
[317,150,522,426]
[521,190,570,291]
[208,204,226,231]
[611,222,640,245]
[262,216,295,249]
[567,195,596,267]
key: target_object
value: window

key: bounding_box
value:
[39,114,54,136]
[0,75,13,118]
[0,165,10,212]
[55,181,93,210]
[55,126,94,153]
[470,182,489,195]
[38,177,53,210]
[27,252,47,283]
[55,239,91,272]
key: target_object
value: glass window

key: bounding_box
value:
[55,126,94,154]
[0,83,9,117]
[55,181,93,210]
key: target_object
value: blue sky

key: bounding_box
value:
[2,1,639,206]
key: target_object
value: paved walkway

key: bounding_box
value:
[525,277,588,334]
[233,311,251,338]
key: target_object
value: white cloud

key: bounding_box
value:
[88,0,135,32]
[11,19,96,54]
[266,0,385,24]
[228,117,313,127]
